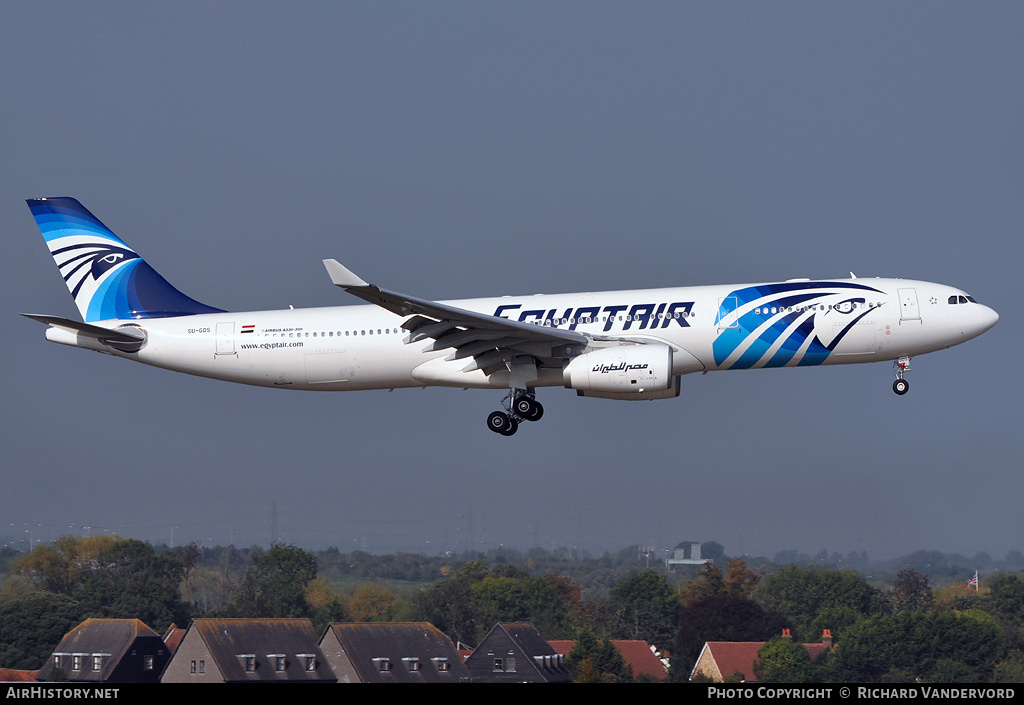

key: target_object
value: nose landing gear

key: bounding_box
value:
[486,390,544,436]
[892,357,911,395]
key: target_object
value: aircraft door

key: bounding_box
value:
[717,296,740,331]
[898,288,920,321]
[215,322,235,355]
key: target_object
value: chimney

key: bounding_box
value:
[781,628,792,640]
[822,629,833,650]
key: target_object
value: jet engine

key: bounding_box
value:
[563,344,679,400]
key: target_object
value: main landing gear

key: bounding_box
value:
[892,356,911,395]
[486,390,544,436]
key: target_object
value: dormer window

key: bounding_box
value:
[493,657,515,672]
[373,658,391,672]
[238,654,256,672]
[431,657,450,671]
[403,657,421,671]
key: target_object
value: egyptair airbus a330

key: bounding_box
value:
[24,197,998,436]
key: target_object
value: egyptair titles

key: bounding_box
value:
[493,301,694,332]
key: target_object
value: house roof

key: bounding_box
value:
[189,618,334,683]
[494,623,559,656]
[692,639,830,682]
[324,622,469,683]
[548,639,668,681]
[465,623,569,683]
[0,669,39,682]
[37,619,162,682]
[162,624,186,653]
[695,642,765,682]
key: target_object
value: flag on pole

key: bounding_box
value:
[967,571,978,589]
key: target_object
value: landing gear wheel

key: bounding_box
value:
[487,411,519,435]
[893,379,909,395]
[487,411,511,433]
[513,396,534,416]
[513,396,544,421]
[527,400,544,422]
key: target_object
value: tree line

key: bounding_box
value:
[1,536,1022,682]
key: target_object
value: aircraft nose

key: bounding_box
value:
[980,304,999,332]
[969,304,999,338]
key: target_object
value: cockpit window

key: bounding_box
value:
[948,294,979,305]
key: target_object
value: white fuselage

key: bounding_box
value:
[55,277,998,394]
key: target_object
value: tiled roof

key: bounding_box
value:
[701,642,764,681]
[694,639,831,682]
[0,669,39,682]
[548,639,668,680]
[325,622,469,683]
[37,619,163,682]
[190,618,333,682]
[162,624,186,653]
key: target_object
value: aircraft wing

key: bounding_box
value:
[323,259,590,375]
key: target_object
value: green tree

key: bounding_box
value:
[11,535,119,595]
[232,544,318,618]
[701,542,725,561]
[345,583,408,623]
[725,558,761,597]
[410,560,490,647]
[411,560,585,646]
[755,637,820,683]
[11,536,189,633]
[606,570,678,646]
[566,627,633,683]
[987,573,1024,632]
[756,565,886,642]
[993,651,1024,683]
[827,610,1008,682]
[0,592,82,670]
[74,538,189,631]
[472,572,578,638]
[890,568,933,613]
[682,561,726,602]
[305,576,349,633]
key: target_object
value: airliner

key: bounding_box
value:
[24,197,998,436]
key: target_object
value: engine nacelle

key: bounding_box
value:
[563,344,677,399]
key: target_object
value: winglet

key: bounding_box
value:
[323,259,368,288]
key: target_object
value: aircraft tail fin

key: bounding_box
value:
[26,197,224,322]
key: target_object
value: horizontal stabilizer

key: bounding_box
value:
[21,313,147,351]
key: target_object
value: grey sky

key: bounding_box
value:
[2,3,1021,560]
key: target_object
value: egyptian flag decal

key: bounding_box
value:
[241,324,255,334]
